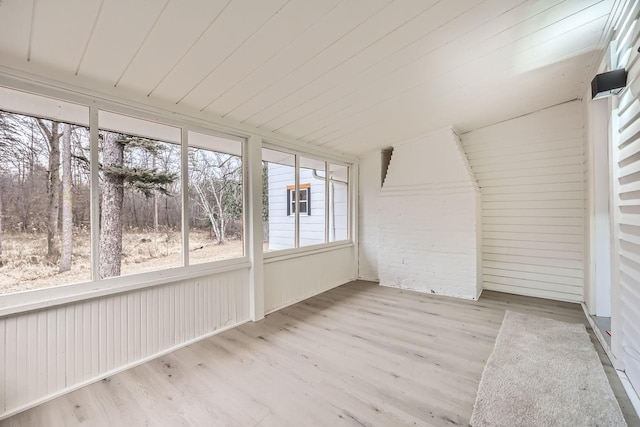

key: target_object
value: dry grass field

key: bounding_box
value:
[0,230,246,295]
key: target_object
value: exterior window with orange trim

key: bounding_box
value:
[287,183,310,215]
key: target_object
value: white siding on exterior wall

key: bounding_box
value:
[267,162,296,250]
[612,0,640,400]
[330,180,349,241]
[267,164,348,249]
[0,269,250,418]
[461,101,585,302]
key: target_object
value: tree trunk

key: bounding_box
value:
[0,185,3,257]
[99,133,124,279]
[212,183,225,244]
[59,124,73,272]
[43,121,61,259]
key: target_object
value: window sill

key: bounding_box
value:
[0,257,251,317]
[263,241,354,264]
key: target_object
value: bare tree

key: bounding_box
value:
[189,150,242,244]
[36,119,62,259]
[0,112,19,256]
[59,124,73,272]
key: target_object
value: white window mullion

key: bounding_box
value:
[325,161,329,243]
[347,166,352,241]
[181,127,189,267]
[295,155,300,248]
[89,105,100,281]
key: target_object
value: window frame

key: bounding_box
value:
[287,184,310,216]
[0,86,251,314]
[262,142,352,255]
[0,76,355,316]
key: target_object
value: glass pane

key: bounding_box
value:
[98,112,182,279]
[299,156,326,247]
[329,164,349,242]
[262,148,295,251]
[0,91,91,294]
[188,131,243,264]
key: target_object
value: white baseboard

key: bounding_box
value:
[581,303,640,418]
[617,370,640,418]
[581,303,620,368]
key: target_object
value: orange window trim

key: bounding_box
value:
[286,183,311,190]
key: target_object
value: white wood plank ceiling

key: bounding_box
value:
[0,0,621,156]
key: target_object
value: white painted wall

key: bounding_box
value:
[377,128,482,300]
[358,151,381,281]
[461,101,585,302]
[264,246,356,314]
[0,269,250,418]
[583,95,612,316]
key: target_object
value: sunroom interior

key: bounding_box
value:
[1,0,640,425]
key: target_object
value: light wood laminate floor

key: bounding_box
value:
[3,281,639,426]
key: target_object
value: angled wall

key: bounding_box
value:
[377,128,482,300]
[461,101,585,302]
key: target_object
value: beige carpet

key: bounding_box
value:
[470,311,626,426]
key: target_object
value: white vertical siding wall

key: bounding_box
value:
[0,269,250,418]
[461,101,585,302]
[611,0,640,397]
[264,246,356,313]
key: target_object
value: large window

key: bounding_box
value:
[329,163,349,242]
[0,88,91,293]
[299,157,326,247]
[0,86,246,295]
[262,148,295,251]
[188,131,243,264]
[98,111,182,278]
[262,147,350,252]
[0,85,351,296]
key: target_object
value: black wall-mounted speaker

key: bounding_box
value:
[591,69,628,99]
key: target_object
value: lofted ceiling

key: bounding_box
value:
[0,0,621,156]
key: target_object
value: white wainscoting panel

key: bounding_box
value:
[0,268,250,418]
[461,101,585,302]
[264,246,356,314]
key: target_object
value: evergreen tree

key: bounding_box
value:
[99,132,177,278]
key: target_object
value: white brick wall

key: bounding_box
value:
[379,186,480,299]
[377,128,481,299]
